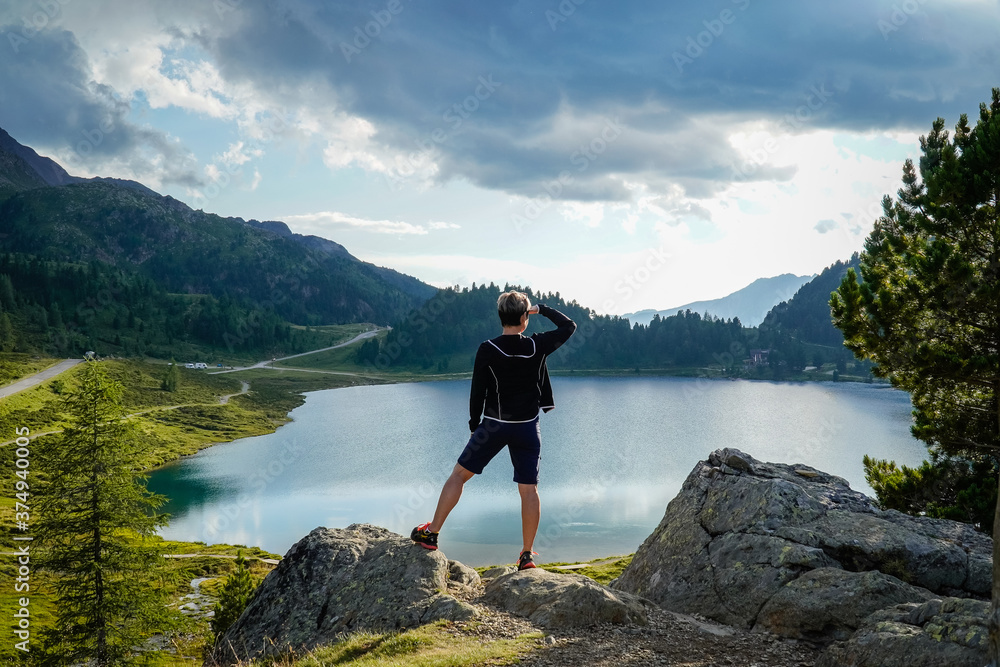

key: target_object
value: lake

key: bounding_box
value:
[147,376,927,566]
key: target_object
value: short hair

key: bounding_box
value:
[497,291,529,327]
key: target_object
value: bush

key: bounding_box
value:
[211,552,258,640]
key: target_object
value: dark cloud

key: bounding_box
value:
[8,0,993,201]
[193,0,998,202]
[0,26,202,187]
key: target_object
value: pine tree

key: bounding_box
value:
[831,88,1000,664]
[161,359,181,392]
[210,552,258,640]
[35,361,170,665]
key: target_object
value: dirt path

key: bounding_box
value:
[0,381,252,447]
[210,329,382,374]
[120,380,252,418]
[0,429,62,447]
[217,381,250,404]
[0,358,84,399]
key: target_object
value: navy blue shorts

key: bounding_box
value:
[457,417,541,484]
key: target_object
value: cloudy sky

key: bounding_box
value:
[1,0,997,315]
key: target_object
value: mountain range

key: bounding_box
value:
[0,125,858,366]
[0,127,434,328]
[625,273,815,327]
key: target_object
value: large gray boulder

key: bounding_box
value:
[612,448,991,643]
[210,524,477,666]
[483,567,652,627]
[753,568,936,642]
[817,597,989,667]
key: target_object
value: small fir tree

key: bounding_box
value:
[35,361,170,666]
[161,358,181,392]
[211,552,258,640]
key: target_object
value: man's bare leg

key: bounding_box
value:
[518,483,540,553]
[428,464,475,533]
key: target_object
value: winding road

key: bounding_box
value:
[0,358,84,399]
[0,327,378,447]
[209,327,382,374]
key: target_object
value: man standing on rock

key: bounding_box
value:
[411,290,577,570]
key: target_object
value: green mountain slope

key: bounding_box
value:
[0,180,432,324]
[760,254,862,347]
[0,127,435,357]
[0,128,433,306]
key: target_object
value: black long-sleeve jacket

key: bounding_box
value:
[469,304,577,431]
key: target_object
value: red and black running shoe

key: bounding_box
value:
[410,522,439,550]
[517,550,537,570]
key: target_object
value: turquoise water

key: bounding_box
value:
[147,377,926,566]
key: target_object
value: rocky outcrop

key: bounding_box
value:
[483,568,652,628]
[204,451,993,667]
[817,597,989,667]
[210,524,477,666]
[448,559,481,588]
[753,568,935,642]
[611,448,992,648]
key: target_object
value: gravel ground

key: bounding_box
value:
[448,581,819,667]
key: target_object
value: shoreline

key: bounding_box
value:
[141,366,893,472]
[146,371,907,564]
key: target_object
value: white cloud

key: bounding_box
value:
[221,141,262,167]
[312,111,444,186]
[559,202,605,227]
[146,59,234,118]
[96,40,237,119]
[618,206,639,234]
[320,116,383,171]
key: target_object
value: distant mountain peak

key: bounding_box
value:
[625,273,815,327]
[0,126,79,187]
